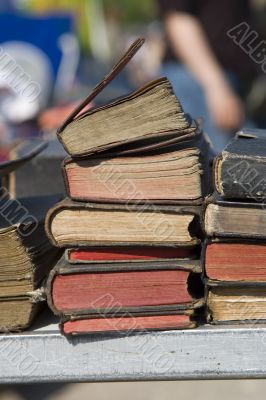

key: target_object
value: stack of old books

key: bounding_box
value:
[0,142,61,331]
[45,39,210,336]
[204,128,266,325]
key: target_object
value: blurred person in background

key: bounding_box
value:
[157,0,263,152]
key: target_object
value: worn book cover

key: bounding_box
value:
[45,199,202,248]
[57,39,199,158]
[204,193,266,239]
[46,256,204,317]
[214,128,266,200]
[0,195,62,331]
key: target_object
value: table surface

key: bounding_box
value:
[0,311,266,383]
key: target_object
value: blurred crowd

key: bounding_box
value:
[0,0,265,155]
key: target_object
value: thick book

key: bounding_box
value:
[60,311,197,336]
[0,293,44,332]
[63,138,210,204]
[47,256,204,316]
[0,195,62,331]
[214,128,266,200]
[203,239,266,283]
[57,39,198,158]
[67,246,198,264]
[207,284,266,324]
[204,193,266,239]
[0,195,62,297]
[45,199,202,248]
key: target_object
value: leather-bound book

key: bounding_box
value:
[45,199,202,248]
[204,239,266,283]
[204,193,266,239]
[61,312,197,336]
[57,39,199,158]
[62,134,211,205]
[214,128,266,200]
[46,256,204,328]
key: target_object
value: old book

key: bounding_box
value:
[67,246,198,264]
[204,240,266,283]
[47,257,203,316]
[215,128,266,200]
[204,194,266,239]
[46,199,201,248]
[207,286,266,324]
[0,295,43,332]
[0,196,62,298]
[61,312,196,336]
[0,195,62,331]
[63,145,207,204]
[57,39,198,157]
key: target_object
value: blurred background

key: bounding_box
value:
[0,0,265,155]
[1,0,266,397]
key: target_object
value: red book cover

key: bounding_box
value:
[51,269,198,314]
[205,242,266,282]
[62,313,194,335]
[68,246,196,263]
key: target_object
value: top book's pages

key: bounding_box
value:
[57,39,196,157]
[215,128,266,200]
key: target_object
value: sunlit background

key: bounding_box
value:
[1,0,266,398]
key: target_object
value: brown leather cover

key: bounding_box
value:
[56,38,197,157]
[45,198,203,248]
[58,38,145,134]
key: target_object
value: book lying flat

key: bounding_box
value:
[207,285,266,324]
[46,199,201,248]
[57,39,197,157]
[204,194,266,239]
[61,312,196,336]
[67,246,198,264]
[47,257,203,316]
[63,145,207,204]
[215,128,266,200]
[204,240,266,283]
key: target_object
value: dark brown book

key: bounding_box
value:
[47,256,203,316]
[45,199,202,248]
[214,129,266,200]
[57,39,198,158]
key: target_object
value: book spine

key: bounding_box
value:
[215,155,266,200]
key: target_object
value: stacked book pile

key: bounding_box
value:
[0,142,61,331]
[45,39,210,336]
[204,129,266,325]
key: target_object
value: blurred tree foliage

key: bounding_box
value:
[24,0,157,51]
[103,0,157,24]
